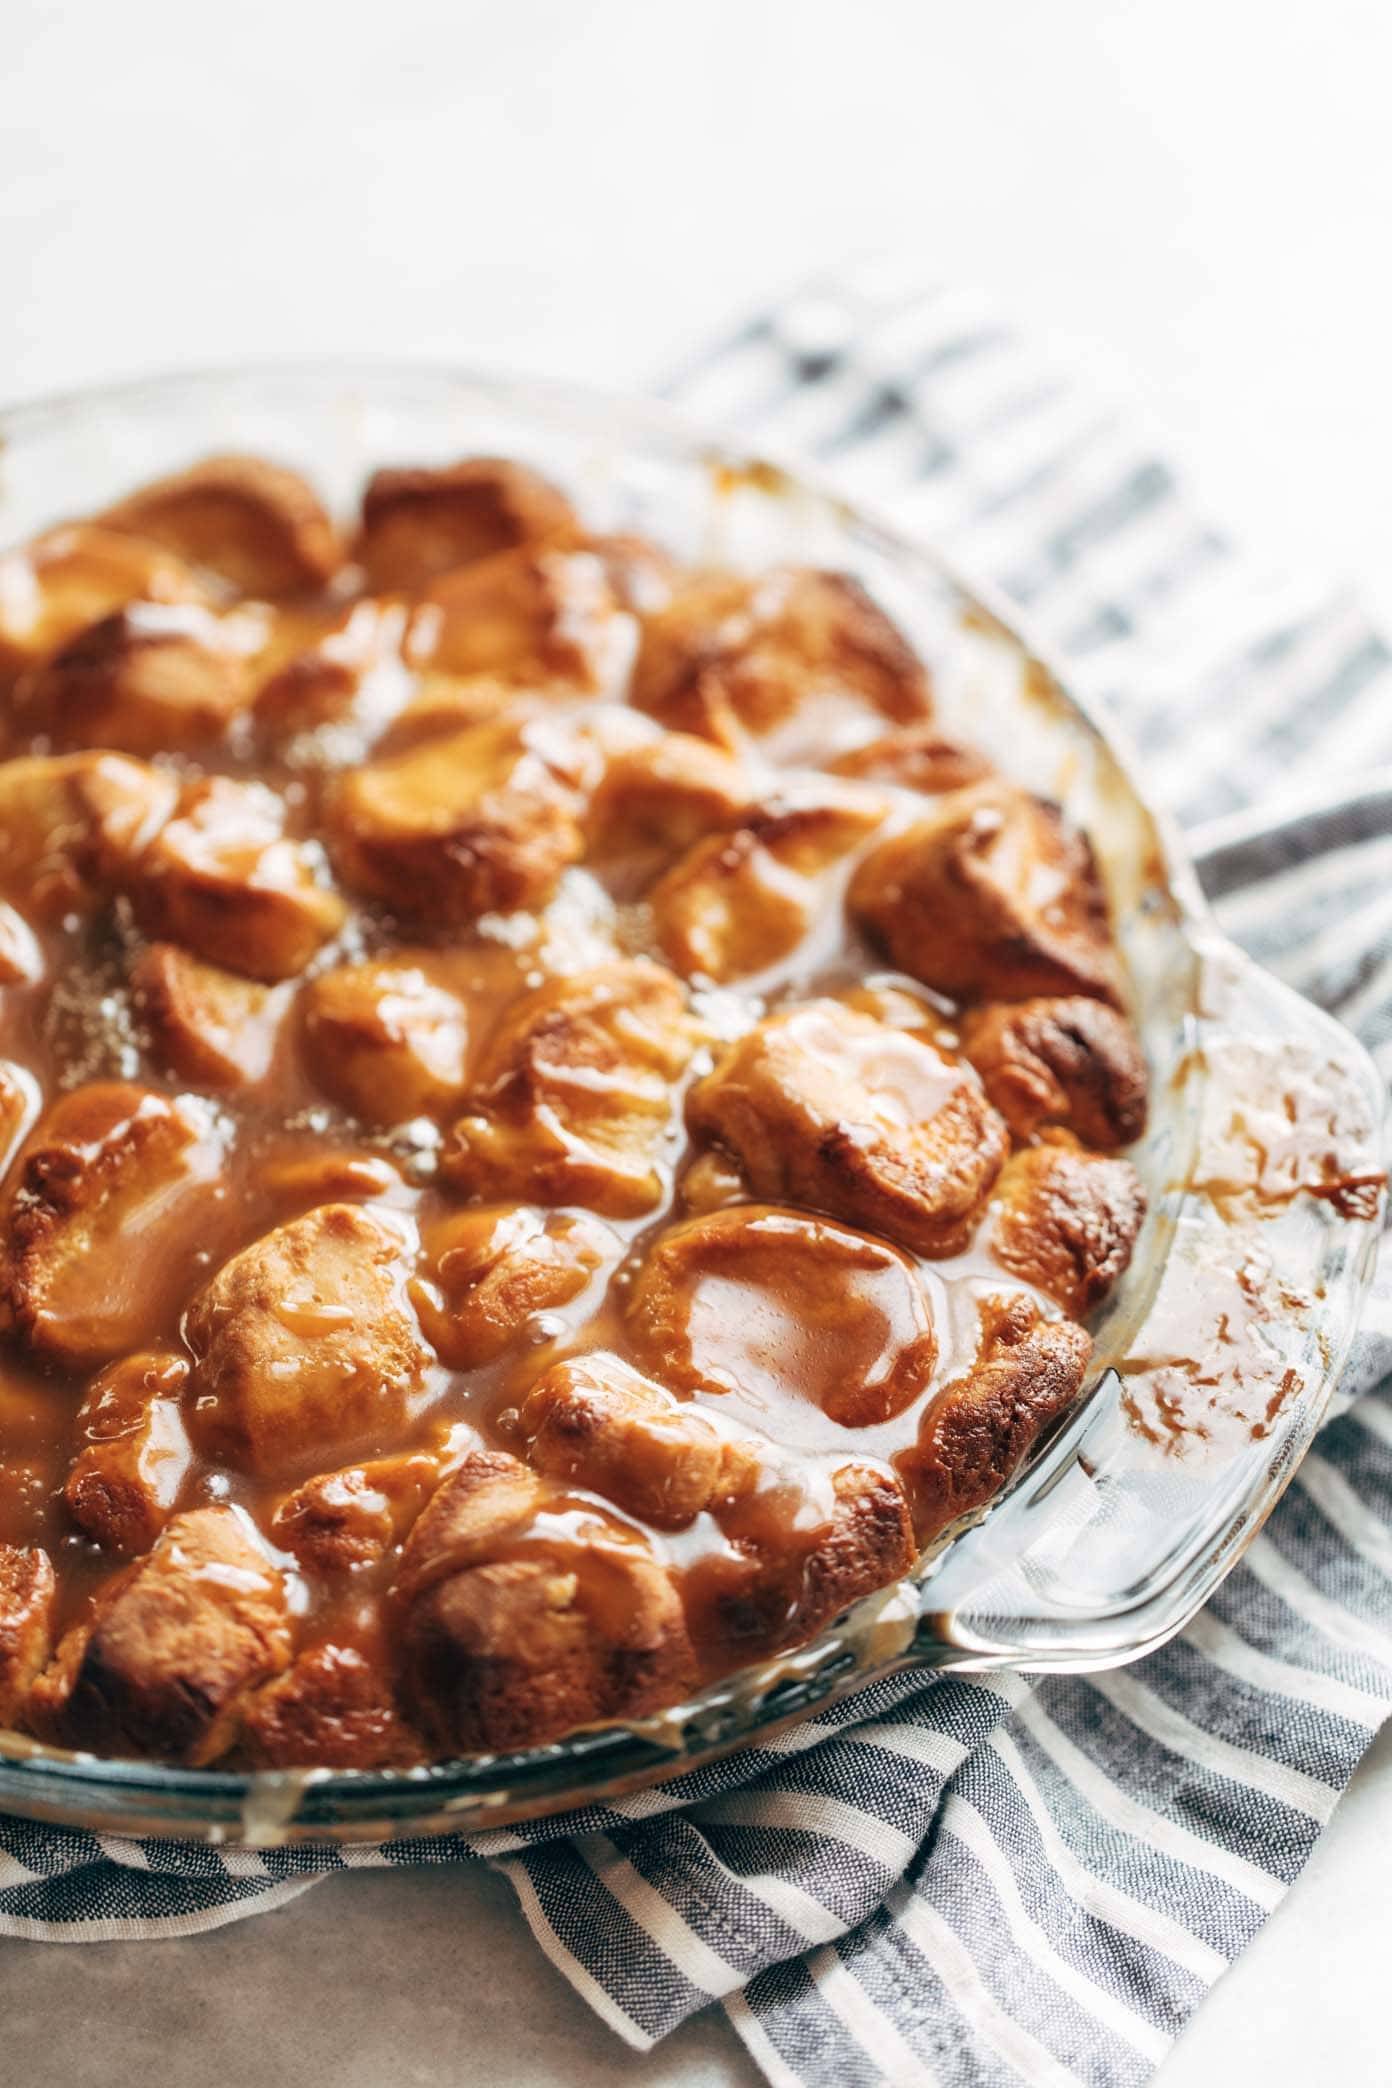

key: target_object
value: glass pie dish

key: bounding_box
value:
[0,365,1382,1845]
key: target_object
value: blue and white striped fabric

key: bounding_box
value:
[5,259,1392,2088]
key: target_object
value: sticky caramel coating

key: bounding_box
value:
[959,996,1149,1149]
[29,1506,292,1764]
[99,454,342,598]
[687,1001,1009,1258]
[356,457,577,592]
[988,1140,1147,1318]
[626,1205,938,1430]
[411,1205,617,1370]
[849,780,1125,1007]
[0,451,1147,1770]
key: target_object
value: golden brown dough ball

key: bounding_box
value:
[687,999,1008,1257]
[849,781,1125,1007]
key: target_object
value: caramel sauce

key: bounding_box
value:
[0,950,1041,1647]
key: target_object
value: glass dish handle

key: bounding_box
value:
[916,931,1387,1671]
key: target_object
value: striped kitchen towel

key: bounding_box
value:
[4,258,1392,2088]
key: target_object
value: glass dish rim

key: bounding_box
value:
[0,359,1380,1844]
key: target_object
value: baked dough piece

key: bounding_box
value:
[133,943,290,1088]
[899,1294,1092,1544]
[687,1000,1008,1257]
[584,533,677,617]
[849,781,1125,1006]
[0,1083,223,1366]
[441,960,696,1217]
[959,995,1148,1149]
[0,1543,55,1724]
[520,1354,753,1529]
[64,1349,193,1555]
[184,1203,433,1478]
[242,1643,424,1769]
[0,902,42,986]
[356,457,576,593]
[414,542,630,692]
[411,1205,617,1369]
[632,567,931,758]
[271,1451,446,1574]
[395,1450,696,1753]
[395,1448,544,1593]
[649,790,885,983]
[0,524,204,687]
[252,599,412,745]
[988,1139,1146,1317]
[404,1547,695,1754]
[258,1149,404,1208]
[301,960,470,1124]
[29,1506,292,1763]
[99,454,342,597]
[585,730,750,865]
[685,1461,916,1662]
[0,752,176,914]
[17,602,265,755]
[0,1061,40,1178]
[829,723,993,793]
[136,776,346,981]
[326,716,590,925]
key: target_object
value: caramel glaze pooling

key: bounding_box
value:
[0,451,1151,1769]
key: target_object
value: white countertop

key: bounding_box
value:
[2,3,1389,2080]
